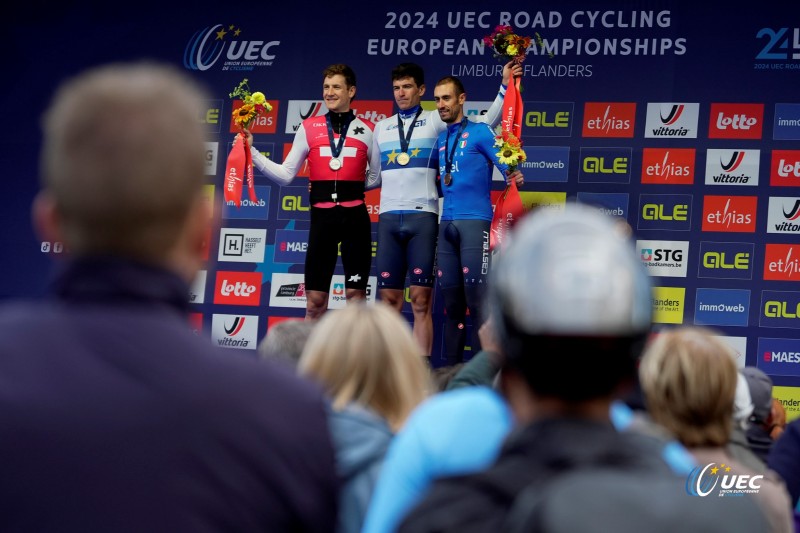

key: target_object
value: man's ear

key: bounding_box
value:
[418,84,426,97]
[348,84,357,100]
[32,191,64,245]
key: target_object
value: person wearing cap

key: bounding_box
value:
[398,204,768,532]
[741,366,779,463]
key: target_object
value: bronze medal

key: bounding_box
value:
[444,173,452,186]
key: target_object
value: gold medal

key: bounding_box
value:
[444,173,452,186]
[397,152,410,166]
[329,158,342,171]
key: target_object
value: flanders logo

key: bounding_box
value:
[686,463,762,497]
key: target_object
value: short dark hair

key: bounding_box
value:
[435,76,465,96]
[391,63,424,87]
[322,64,356,88]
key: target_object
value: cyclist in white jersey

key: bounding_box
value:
[372,61,520,358]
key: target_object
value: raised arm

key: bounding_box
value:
[244,127,309,186]
[482,61,523,128]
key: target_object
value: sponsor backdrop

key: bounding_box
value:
[3,1,800,400]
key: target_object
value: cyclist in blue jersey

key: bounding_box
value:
[433,76,523,365]
[373,62,520,358]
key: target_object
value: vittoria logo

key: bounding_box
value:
[644,102,699,138]
[766,197,800,234]
[210,314,259,350]
[705,149,760,186]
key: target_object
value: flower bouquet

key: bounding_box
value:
[229,78,272,130]
[225,79,272,208]
[494,130,526,172]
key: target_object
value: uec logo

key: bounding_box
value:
[686,463,763,497]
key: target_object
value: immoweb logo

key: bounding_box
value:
[686,463,763,497]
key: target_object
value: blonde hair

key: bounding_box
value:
[638,326,737,447]
[298,302,431,431]
[40,62,209,259]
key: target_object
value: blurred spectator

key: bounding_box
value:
[770,398,787,441]
[729,371,768,471]
[257,319,315,368]
[741,366,779,463]
[299,301,431,533]
[639,326,793,533]
[398,204,767,532]
[0,61,338,531]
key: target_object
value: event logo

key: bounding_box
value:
[523,102,573,137]
[644,102,699,138]
[365,189,381,222]
[205,142,218,176]
[764,244,800,281]
[229,101,278,134]
[641,148,695,184]
[698,241,754,280]
[704,149,760,186]
[638,194,692,231]
[274,229,309,264]
[770,150,800,187]
[211,314,258,350]
[582,102,636,138]
[694,288,750,327]
[213,271,262,306]
[701,196,757,233]
[576,192,629,219]
[686,463,762,497]
[760,290,800,329]
[652,286,685,325]
[708,103,764,139]
[222,185,270,220]
[766,197,800,234]
[199,100,223,133]
[218,228,266,263]
[578,147,631,184]
[518,146,569,182]
[755,27,800,67]
[773,104,800,140]
[278,186,311,221]
[184,24,280,72]
[637,240,689,277]
[189,270,207,304]
[758,337,800,377]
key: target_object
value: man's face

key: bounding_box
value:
[392,76,425,111]
[323,74,355,113]
[433,82,465,124]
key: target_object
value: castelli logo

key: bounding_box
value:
[413,268,423,275]
[381,272,390,278]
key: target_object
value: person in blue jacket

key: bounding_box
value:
[432,76,523,365]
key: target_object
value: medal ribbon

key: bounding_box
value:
[397,107,422,154]
[444,117,468,177]
[326,113,352,161]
